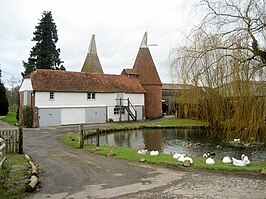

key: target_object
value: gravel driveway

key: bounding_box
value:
[23,125,266,199]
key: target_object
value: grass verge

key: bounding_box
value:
[145,118,209,127]
[60,132,266,175]
[2,112,17,125]
[0,154,30,199]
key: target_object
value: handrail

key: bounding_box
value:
[115,98,137,121]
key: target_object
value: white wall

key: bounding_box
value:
[35,92,144,108]
[19,78,33,92]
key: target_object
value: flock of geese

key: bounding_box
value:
[138,149,251,167]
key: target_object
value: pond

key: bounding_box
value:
[86,128,266,162]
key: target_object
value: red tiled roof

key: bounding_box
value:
[29,69,146,93]
[133,48,162,85]
[121,69,139,75]
[81,52,104,73]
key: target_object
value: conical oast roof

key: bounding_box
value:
[133,32,161,85]
[81,35,104,73]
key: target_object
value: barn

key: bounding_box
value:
[19,32,162,127]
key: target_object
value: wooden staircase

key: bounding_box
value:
[116,98,137,121]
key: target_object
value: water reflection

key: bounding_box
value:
[143,129,162,151]
[86,128,266,161]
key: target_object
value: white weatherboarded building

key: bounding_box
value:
[19,69,145,127]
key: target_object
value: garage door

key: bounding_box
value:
[86,107,107,124]
[38,108,61,127]
[61,108,85,125]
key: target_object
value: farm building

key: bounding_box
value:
[19,32,162,127]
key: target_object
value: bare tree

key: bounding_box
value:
[7,76,21,112]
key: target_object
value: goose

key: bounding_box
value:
[138,149,148,155]
[242,155,250,165]
[150,150,159,156]
[206,157,215,165]
[232,154,251,167]
[232,157,246,167]
[177,154,186,162]
[222,156,232,164]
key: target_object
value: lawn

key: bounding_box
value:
[2,112,17,125]
[145,118,209,127]
[60,131,266,174]
[0,154,30,199]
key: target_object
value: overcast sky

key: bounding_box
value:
[0,0,201,87]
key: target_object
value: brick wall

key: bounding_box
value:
[143,85,162,118]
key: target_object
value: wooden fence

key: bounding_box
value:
[0,128,23,154]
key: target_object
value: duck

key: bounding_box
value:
[138,149,148,155]
[206,157,215,165]
[202,153,208,158]
[207,152,216,157]
[150,150,159,156]
[234,138,240,143]
[222,156,232,164]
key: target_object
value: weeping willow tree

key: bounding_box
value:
[170,0,266,142]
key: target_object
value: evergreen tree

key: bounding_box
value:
[22,11,65,77]
[0,82,9,115]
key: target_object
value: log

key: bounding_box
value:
[0,142,6,151]
[25,154,31,161]
[0,157,7,169]
[29,160,38,176]
[25,175,38,192]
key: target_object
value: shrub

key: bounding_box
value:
[23,106,33,128]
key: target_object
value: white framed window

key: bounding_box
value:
[114,107,125,115]
[49,92,54,100]
[87,92,95,100]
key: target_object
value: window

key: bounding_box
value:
[49,92,54,100]
[114,107,125,115]
[87,92,95,99]
[23,91,28,105]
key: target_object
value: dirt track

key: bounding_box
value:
[22,125,266,199]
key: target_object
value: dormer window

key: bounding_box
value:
[49,92,54,100]
[87,92,95,100]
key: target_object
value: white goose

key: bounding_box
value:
[232,154,250,167]
[173,153,185,160]
[206,157,215,165]
[150,150,159,156]
[222,156,232,164]
[183,156,193,164]
[138,149,148,155]
[177,154,186,162]
[243,155,250,165]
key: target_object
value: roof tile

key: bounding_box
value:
[29,69,146,93]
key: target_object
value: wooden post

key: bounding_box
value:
[18,127,23,154]
[127,98,130,121]
[119,98,122,121]
[79,125,84,149]
[96,128,100,147]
